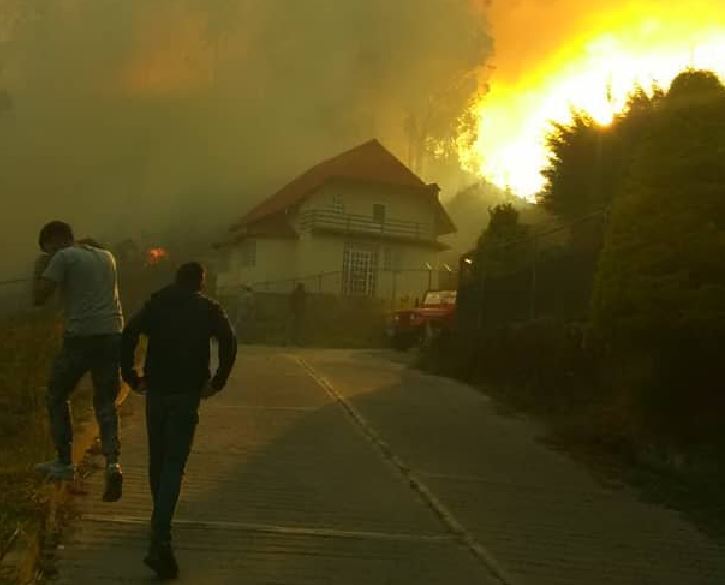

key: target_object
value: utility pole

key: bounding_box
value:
[391,270,398,310]
[478,269,486,330]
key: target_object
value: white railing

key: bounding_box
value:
[299,209,436,241]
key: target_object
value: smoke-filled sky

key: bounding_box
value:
[0,0,489,275]
[2,0,724,278]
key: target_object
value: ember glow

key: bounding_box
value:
[465,2,725,199]
[146,247,169,266]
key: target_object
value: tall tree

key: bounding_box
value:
[540,90,662,251]
[472,203,531,278]
[591,70,725,442]
[540,113,613,219]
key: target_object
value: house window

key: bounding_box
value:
[342,242,378,296]
[373,204,386,223]
[331,194,345,215]
[239,239,256,267]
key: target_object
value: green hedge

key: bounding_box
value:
[591,71,725,450]
[0,311,61,547]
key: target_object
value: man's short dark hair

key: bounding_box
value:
[176,262,205,291]
[38,221,74,250]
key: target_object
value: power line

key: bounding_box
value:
[0,278,30,287]
[468,206,609,255]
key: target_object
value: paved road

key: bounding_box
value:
[54,347,725,584]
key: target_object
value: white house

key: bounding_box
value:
[216,139,456,305]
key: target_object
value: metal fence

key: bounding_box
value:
[458,210,607,330]
[223,266,459,310]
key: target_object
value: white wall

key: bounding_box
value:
[375,243,440,307]
[216,238,296,294]
[218,181,449,302]
[296,232,343,276]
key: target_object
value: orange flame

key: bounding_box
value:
[146,247,169,266]
[463,1,725,199]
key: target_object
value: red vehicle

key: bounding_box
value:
[388,289,457,350]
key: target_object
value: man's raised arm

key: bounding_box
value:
[32,254,57,307]
[121,303,152,391]
[210,303,237,392]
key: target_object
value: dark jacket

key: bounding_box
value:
[121,284,236,395]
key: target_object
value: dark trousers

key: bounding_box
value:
[146,391,200,544]
[288,312,305,346]
[47,334,121,465]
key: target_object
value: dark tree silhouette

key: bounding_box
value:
[591,70,725,444]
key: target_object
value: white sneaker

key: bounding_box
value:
[103,463,123,502]
[34,459,75,481]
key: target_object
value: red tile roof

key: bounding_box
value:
[232,139,454,233]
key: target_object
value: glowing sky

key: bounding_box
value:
[467,1,725,199]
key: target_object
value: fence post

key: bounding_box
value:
[391,270,398,309]
[529,235,538,320]
[478,269,486,330]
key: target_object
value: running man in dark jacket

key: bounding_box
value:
[121,262,236,580]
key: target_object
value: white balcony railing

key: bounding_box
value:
[299,209,436,241]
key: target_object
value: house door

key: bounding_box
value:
[342,243,378,296]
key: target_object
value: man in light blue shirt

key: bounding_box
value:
[32,221,124,502]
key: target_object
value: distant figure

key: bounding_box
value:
[32,221,124,502]
[289,282,307,346]
[235,285,256,342]
[121,262,236,580]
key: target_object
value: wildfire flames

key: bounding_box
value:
[466,1,725,199]
[146,247,169,266]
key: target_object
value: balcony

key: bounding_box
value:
[299,209,440,245]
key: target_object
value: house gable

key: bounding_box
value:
[230,139,455,236]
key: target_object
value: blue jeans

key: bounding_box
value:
[146,392,200,544]
[47,334,121,465]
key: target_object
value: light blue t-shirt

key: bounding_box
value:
[43,245,124,336]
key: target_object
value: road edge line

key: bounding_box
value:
[295,356,517,585]
[81,514,456,544]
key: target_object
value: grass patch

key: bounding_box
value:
[0,311,60,549]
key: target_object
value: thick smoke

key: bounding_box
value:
[0,0,490,276]
[485,0,594,82]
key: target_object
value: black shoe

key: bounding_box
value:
[144,542,179,580]
[102,463,123,502]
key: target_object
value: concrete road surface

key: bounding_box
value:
[54,347,725,584]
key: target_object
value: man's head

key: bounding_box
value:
[175,262,206,292]
[38,221,74,254]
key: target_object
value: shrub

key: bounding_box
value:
[591,71,725,449]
